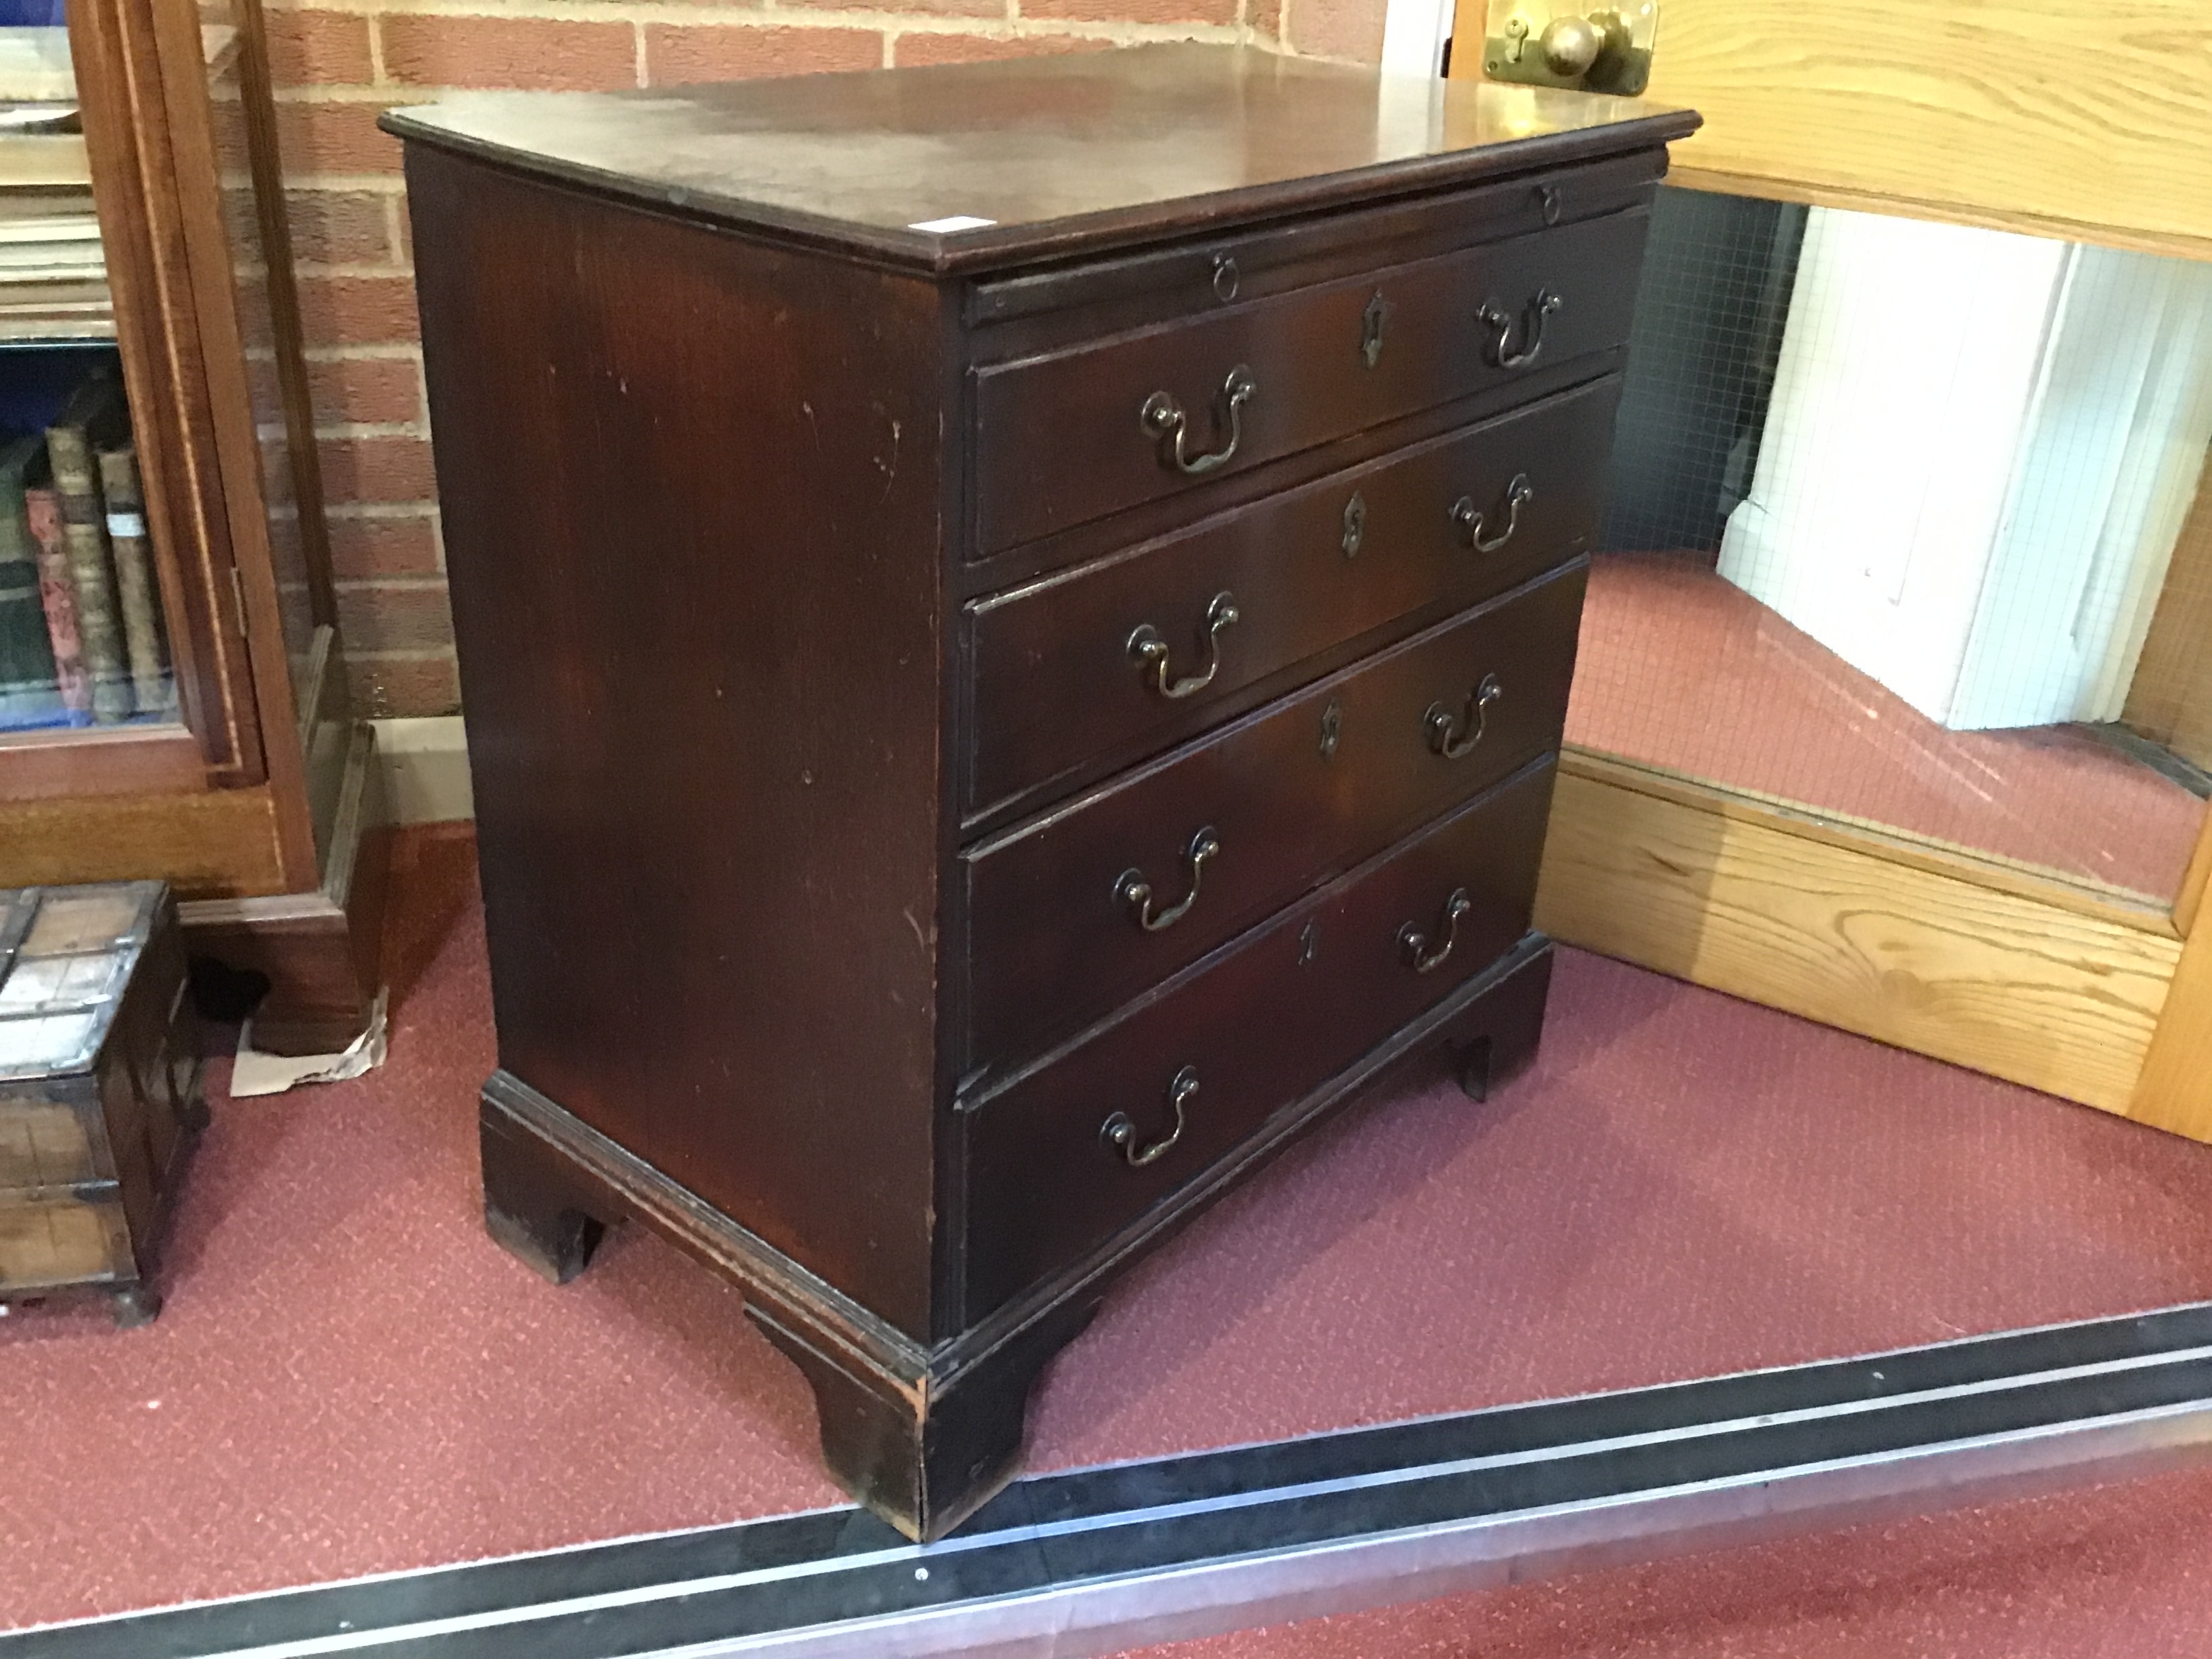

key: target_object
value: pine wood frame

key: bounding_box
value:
[1624,0,2212,263]
[0,0,384,1053]
[1446,0,2212,1138]
[1533,750,2196,1121]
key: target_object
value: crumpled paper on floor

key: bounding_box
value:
[229,988,389,1098]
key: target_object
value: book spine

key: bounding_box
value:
[0,537,58,729]
[96,444,171,716]
[25,485,91,719]
[45,423,130,722]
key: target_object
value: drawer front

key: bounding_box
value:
[964,559,1585,1069]
[966,377,1620,816]
[966,153,1666,330]
[972,209,1649,554]
[962,756,1557,1322]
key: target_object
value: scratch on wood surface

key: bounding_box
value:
[876,413,902,500]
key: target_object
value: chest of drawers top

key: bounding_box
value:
[384,44,1697,277]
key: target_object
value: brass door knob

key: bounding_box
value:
[1540,14,1601,75]
[1486,5,1651,96]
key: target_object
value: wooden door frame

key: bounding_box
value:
[1441,0,2212,1138]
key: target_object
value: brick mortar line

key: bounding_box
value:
[305,342,424,361]
[273,0,1126,17]
[295,260,416,277]
[274,24,1248,113]
[306,422,432,438]
[269,5,1237,35]
[325,500,442,518]
[867,18,1237,35]
[283,174,413,195]
[366,5,390,77]
[259,422,426,441]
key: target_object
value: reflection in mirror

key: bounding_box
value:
[1575,187,2212,905]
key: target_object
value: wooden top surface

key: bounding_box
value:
[381,45,1698,274]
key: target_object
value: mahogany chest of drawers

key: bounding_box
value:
[388,46,1696,1540]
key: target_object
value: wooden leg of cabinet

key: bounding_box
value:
[182,876,386,1053]
[1454,938,1554,1101]
[749,1294,1096,1543]
[476,1067,1098,1543]
[108,1282,163,1328]
[480,1097,611,1286]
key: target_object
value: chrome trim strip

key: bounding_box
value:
[10,1306,2212,1659]
[655,1397,2212,1659]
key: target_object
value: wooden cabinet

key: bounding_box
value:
[0,0,383,1054]
[390,45,1696,1540]
[0,880,205,1325]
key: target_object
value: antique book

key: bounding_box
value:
[43,369,128,720]
[22,473,85,721]
[22,478,87,720]
[0,187,108,344]
[96,442,169,716]
[0,432,58,729]
[0,212,102,279]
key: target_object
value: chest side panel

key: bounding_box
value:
[405,149,949,1339]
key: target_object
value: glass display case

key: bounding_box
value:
[0,0,380,1054]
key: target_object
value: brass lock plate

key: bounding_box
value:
[1483,0,1657,96]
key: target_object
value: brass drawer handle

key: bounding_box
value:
[1102,1063,1198,1167]
[1450,474,1533,553]
[1342,491,1367,558]
[1425,672,1502,759]
[1115,825,1220,933]
[1141,365,1256,476]
[1399,887,1473,974]
[1479,288,1561,370]
[1128,591,1238,699]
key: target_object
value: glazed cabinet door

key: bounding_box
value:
[0,0,338,901]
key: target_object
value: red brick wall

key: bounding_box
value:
[261,1,1389,718]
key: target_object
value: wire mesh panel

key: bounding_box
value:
[1601,187,1803,559]
[1574,186,2212,902]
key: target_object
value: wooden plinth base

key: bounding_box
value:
[476,937,1555,1542]
[181,723,390,1056]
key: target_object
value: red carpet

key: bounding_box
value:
[3,825,2211,1647]
[1569,552,2205,899]
[1133,1460,2212,1659]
